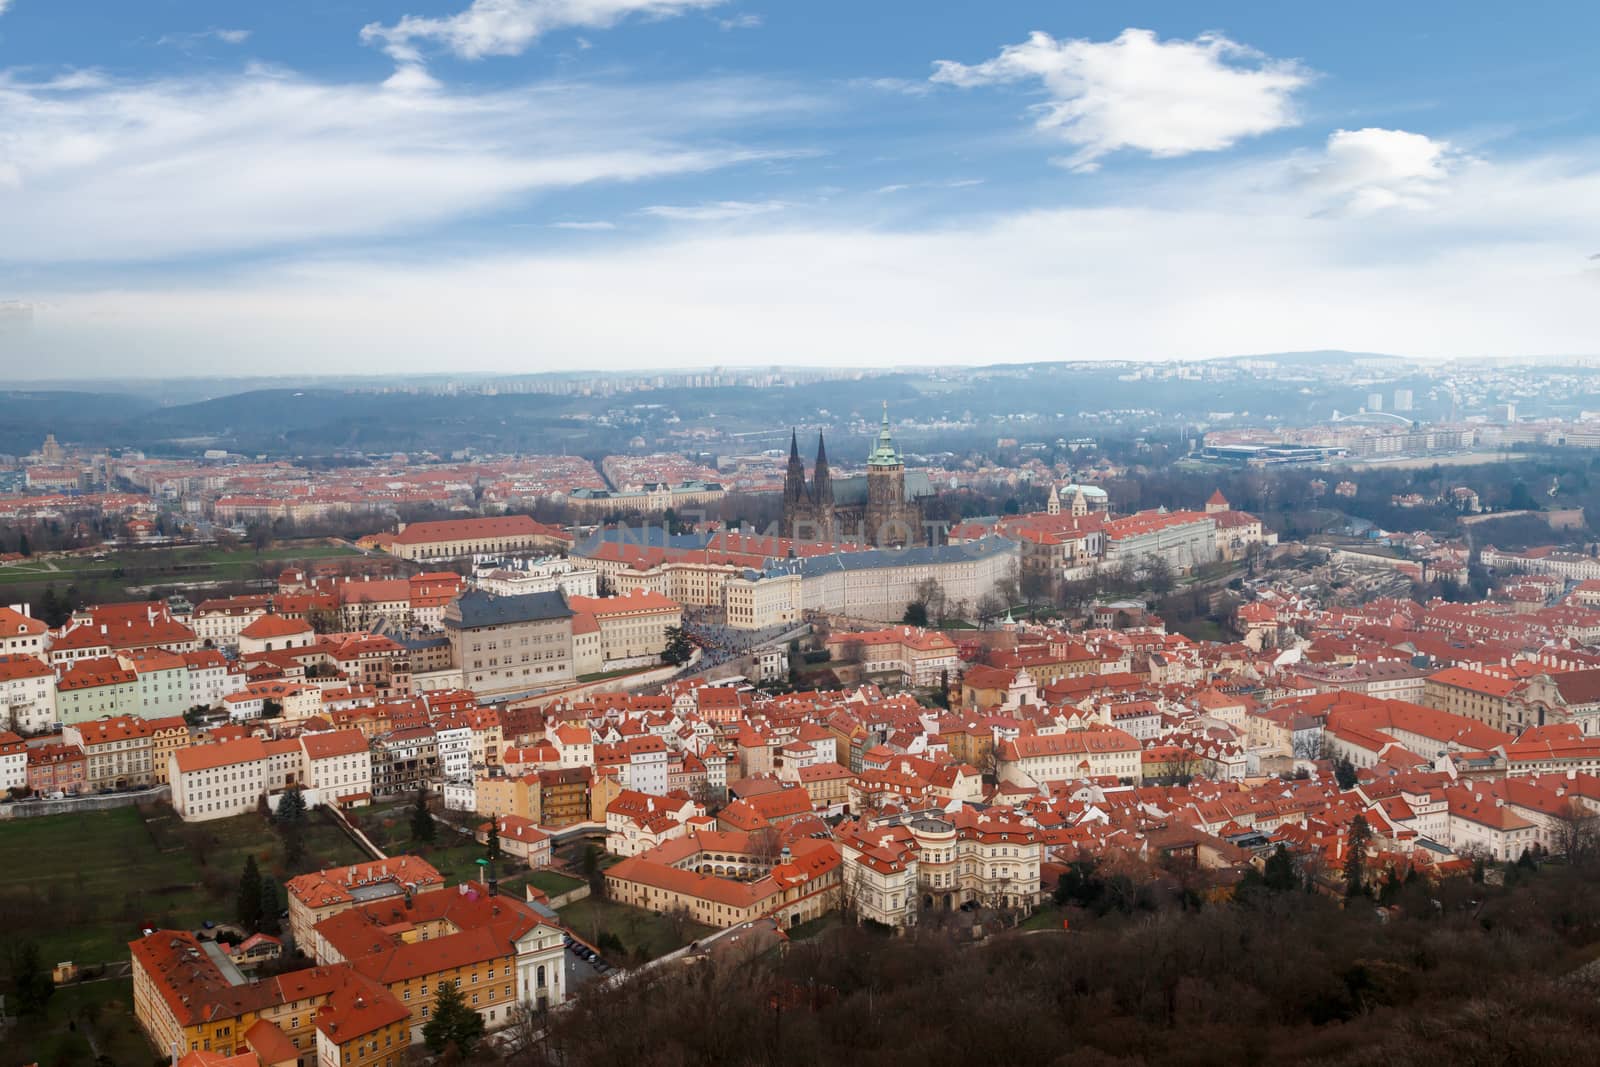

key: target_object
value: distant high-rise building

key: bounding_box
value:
[1367,393,1384,413]
[1393,388,1414,412]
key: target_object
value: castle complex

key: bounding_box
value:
[783,403,929,546]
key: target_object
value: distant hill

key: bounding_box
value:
[0,391,161,455]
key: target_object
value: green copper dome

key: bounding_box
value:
[867,401,901,467]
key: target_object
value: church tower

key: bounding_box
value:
[784,429,809,505]
[866,402,911,546]
[1046,484,1061,516]
[812,432,834,537]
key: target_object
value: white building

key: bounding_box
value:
[996,725,1142,786]
[169,731,373,820]
[795,538,1020,624]
[300,729,373,807]
[0,730,28,792]
[434,718,474,782]
[471,555,599,598]
[0,654,57,734]
[183,650,245,709]
[0,605,49,658]
[169,737,300,821]
[1102,510,1218,575]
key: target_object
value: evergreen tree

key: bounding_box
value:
[486,815,502,860]
[581,843,605,896]
[276,786,307,825]
[258,875,282,937]
[7,941,53,1017]
[1262,843,1298,892]
[275,787,308,865]
[1344,815,1372,896]
[411,787,436,843]
[662,625,694,666]
[17,532,30,557]
[422,979,485,1056]
[1334,756,1359,790]
[237,854,263,931]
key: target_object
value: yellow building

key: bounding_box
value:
[148,715,192,785]
[312,886,567,1034]
[284,857,446,948]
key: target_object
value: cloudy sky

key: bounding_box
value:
[2,0,1598,377]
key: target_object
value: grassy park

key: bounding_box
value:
[0,540,360,586]
[0,802,366,965]
[8,977,153,1067]
[556,896,714,962]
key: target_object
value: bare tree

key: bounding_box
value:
[832,864,864,927]
[1292,733,1323,761]
[1167,746,1205,786]
[975,593,1006,626]
[913,578,948,624]
[689,776,725,814]
[663,903,695,945]
[1551,800,1600,871]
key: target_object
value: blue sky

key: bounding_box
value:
[2,0,1598,376]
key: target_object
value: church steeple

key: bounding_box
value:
[867,401,901,468]
[813,432,832,513]
[784,427,809,508]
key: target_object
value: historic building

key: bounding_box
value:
[784,403,929,546]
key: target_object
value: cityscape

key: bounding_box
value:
[4,2,1600,1066]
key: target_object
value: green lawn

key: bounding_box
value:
[0,803,366,965]
[577,666,650,683]
[7,978,155,1067]
[786,913,841,941]
[353,803,499,886]
[0,557,122,586]
[556,897,714,962]
[0,540,359,587]
[526,869,586,897]
[1017,904,1070,932]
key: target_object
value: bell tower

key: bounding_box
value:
[866,402,910,546]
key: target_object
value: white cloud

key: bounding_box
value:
[932,28,1310,171]
[640,199,787,221]
[362,0,725,64]
[552,220,616,229]
[157,28,252,50]
[1295,127,1462,213]
[874,178,984,194]
[23,149,1600,376]
[850,76,932,97]
[0,68,806,261]
[0,2,12,15]
[718,14,761,31]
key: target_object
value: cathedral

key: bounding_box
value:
[784,403,929,546]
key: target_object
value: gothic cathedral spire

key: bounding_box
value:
[784,427,810,508]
